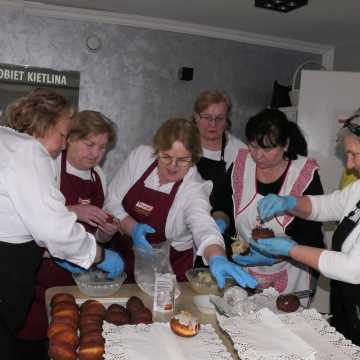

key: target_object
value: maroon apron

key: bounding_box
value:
[17,151,104,340]
[112,160,193,283]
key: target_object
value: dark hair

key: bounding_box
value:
[245,108,307,160]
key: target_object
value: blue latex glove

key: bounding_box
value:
[208,255,258,289]
[258,194,297,222]
[215,218,226,234]
[96,249,125,279]
[131,223,155,252]
[232,247,278,266]
[250,237,296,257]
[55,259,85,274]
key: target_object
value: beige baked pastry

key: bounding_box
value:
[170,311,200,337]
[231,239,250,255]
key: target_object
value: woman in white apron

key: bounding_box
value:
[253,114,360,345]
[232,109,324,297]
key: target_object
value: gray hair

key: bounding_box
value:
[337,108,360,143]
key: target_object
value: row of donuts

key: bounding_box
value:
[47,293,155,359]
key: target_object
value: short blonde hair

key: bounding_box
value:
[3,88,74,137]
[68,110,117,148]
[153,118,202,163]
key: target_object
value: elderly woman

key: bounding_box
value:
[231,109,324,299]
[104,118,257,289]
[192,90,245,253]
[0,89,123,358]
[16,110,120,358]
[253,114,360,345]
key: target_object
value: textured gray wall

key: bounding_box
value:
[0,7,320,180]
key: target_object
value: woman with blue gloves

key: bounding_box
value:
[16,110,123,359]
[104,118,257,290]
[192,90,246,265]
[252,114,360,346]
[230,109,324,298]
[0,89,123,359]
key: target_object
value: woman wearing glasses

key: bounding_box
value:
[231,109,324,300]
[103,118,257,289]
[252,114,360,345]
[192,90,245,260]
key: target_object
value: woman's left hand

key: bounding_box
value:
[68,204,109,227]
[208,255,257,289]
[232,248,278,266]
[250,237,296,257]
[98,217,122,237]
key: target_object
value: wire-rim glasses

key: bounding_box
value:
[158,154,192,168]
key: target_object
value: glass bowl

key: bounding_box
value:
[185,268,220,295]
[73,269,127,297]
[186,268,237,295]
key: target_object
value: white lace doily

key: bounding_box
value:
[102,321,232,360]
[211,287,305,317]
[217,308,360,360]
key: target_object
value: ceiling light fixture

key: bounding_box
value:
[255,0,308,13]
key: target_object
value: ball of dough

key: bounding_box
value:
[276,294,300,312]
[251,227,275,240]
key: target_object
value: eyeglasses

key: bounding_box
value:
[198,113,227,124]
[346,150,360,161]
[342,115,360,136]
[158,154,192,167]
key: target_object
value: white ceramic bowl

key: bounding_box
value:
[193,294,216,315]
[73,269,127,297]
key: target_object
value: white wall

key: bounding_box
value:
[297,70,360,193]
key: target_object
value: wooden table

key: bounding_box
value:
[46,282,238,359]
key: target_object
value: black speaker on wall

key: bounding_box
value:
[178,67,194,81]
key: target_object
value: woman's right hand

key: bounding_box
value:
[258,194,297,221]
[68,204,109,227]
[131,223,155,252]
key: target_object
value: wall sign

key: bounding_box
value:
[0,63,80,115]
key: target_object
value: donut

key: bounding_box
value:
[251,227,275,240]
[48,341,77,360]
[47,322,75,339]
[80,331,105,347]
[276,294,300,312]
[107,304,127,313]
[51,302,79,319]
[80,300,106,318]
[79,314,103,331]
[105,310,130,325]
[130,308,152,325]
[50,329,79,349]
[51,315,78,330]
[79,322,103,336]
[50,293,76,307]
[126,296,145,313]
[170,311,200,337]
[78,341,105,360]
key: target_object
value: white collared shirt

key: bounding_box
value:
[201,133,245,170]
[105,145,225,257]
[308,180,360,284]
[0,127,96,269]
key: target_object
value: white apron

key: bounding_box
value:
[232,149,319,298]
